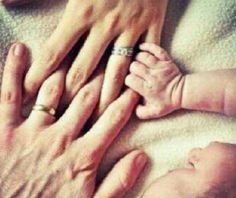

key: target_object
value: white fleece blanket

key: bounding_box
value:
[0,0,236,197]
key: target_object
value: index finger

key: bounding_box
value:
[83,89,139,159]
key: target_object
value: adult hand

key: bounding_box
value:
[0,43,147,197]
[24,0,169,114]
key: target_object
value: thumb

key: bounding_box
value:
[94,150,148,198]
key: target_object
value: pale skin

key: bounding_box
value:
[125,42,236,119]
[2,0,169,117]
[125,43,236,196]
[0,43,148,198]
[142,142,236,198]
[2,2,236,197]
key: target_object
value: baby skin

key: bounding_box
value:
[142,142,236,198]
[125,43,236,119]
[126,44,236,197]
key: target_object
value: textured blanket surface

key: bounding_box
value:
[0,0,236,197]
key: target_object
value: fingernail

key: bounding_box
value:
[13,43,25,57]
[135,153,148,168]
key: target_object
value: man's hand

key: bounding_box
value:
[0,43,147,197]
[23,0,169,114]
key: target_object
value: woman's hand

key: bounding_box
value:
[23,0,169,115]
[0,43,148,197]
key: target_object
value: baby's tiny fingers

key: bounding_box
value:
[135,52,158,68]
[140,43,171,61]
[130,61,150,81]
[125,74,146,96]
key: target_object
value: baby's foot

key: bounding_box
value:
[125,43,185,119]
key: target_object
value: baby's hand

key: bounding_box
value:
[125,43,185,119]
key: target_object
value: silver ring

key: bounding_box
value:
[32,104,56,116]
[112,46,134,57]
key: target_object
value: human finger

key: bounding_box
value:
[135,52,158,68]
[140,43,170,61]
[130,61,150,81]
[56,70,104,139]
[82,89,139,160]
[61,24,113,104]
[125,74,146,96]
[144,0,168,45]
[95,29,142,117]
[0,43,28,125]
[136,104,157,120]
[28,67,66,127]
[94,150,148,198]
[23,4,91,101]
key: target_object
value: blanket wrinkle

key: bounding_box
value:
[0,0,236,197]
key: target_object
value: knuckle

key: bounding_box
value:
[80,4,94,19]
[104,13,120,33]
[41,45,62,72]
[109,105,127,124]
[68,69,86,88]
[42,83,61,98]
[75,143,100,169]
[0,90,20,104]
[79,86,95,102]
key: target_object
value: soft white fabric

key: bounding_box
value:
[0,0,236,197]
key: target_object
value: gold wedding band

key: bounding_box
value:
[112,46,134,57]
[32,104,56,116]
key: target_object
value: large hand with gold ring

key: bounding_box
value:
[0,43,147,197]
[23,0,169,116]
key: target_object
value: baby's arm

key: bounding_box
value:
[125,43,236,119]
[182,70,236,116]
